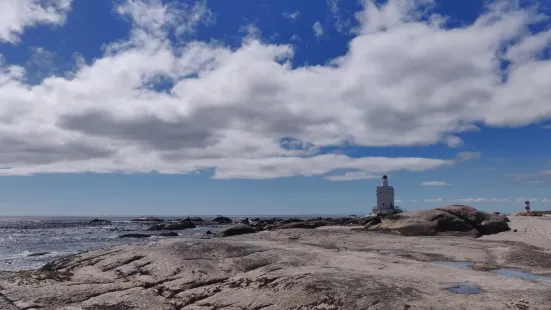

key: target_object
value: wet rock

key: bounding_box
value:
[239,217,251,225]
[221,224,256,237]
[130,217,164,223]
[146,218,196,231]
[118,233,151,238]
[205,230,212,235]
[89,218,112,224]
[27,252,50,257]
[212,216,233,224]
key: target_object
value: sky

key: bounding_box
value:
[0,0,551,216]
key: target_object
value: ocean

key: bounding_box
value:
[0,216,226,272]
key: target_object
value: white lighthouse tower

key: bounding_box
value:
[373,175,399,215]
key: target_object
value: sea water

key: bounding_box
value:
[0,216,221,271]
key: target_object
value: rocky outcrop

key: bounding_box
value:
[89,219,112,225]
[221,224,256,237]
[2,228,551,309]
[365,205,510,237]
[212,216,233,224]
[147,218,196,231]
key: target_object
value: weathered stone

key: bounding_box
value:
[365,206,510,237]
[479,219,511,235]
[221,224,256,237]
[2,228,551,309]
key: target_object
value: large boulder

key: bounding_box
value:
[221,224,256,237]
[365,206,510,237]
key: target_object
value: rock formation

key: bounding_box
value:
[0,227,550,309]
[365,205,510,237]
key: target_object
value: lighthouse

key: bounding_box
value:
[373,175,398,214]
[525,200,531,215]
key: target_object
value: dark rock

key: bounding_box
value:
[281,218,304,224]
[205,230,212,235]
[90,218,112,224]
[189,217,204,222]
[514,229,518,232]
[360,216,381,226]
[221,224,256,237]
[157,232,179,237]
[212,216,233,224]
[130,217,164,223]
[275,221,329,230]
[27,252,50,257]
[479,220,511,235]
[119,233,151,238]
[239,217,250,225]
[147,218,196,231]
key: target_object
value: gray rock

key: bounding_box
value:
[2,228,551,309]
[221,224,256,237]
[365,206,510,237]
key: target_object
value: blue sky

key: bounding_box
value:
[0,0,551,216]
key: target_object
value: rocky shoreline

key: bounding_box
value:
[1,206,541,310]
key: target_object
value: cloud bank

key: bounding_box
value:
[0,0,550,179]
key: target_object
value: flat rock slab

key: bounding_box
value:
[1,228,551,309]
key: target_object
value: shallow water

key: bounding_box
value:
[493,268,551,281]
[0,217,223,271]
[439,261,551,281]
[439,261,471,269]
[447,285,482,294]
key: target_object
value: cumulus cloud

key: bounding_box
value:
[312,21,324,37]
[421,181,451,186]
[0,0,72,43]
[424,198,444,203]
[1,0,551,180]
[282,11,300,21]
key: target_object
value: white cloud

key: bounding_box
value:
[282,11,300,21]
[516,197,538,202]
[445,136,464,148]
[0,0,72,43]
[457,152,481,161]
[312,21,324,37]
[0,0,551,180]
[542,198,551,203]
[421,181,451,186]
[450,198,510,203]
[425,198,444,203]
